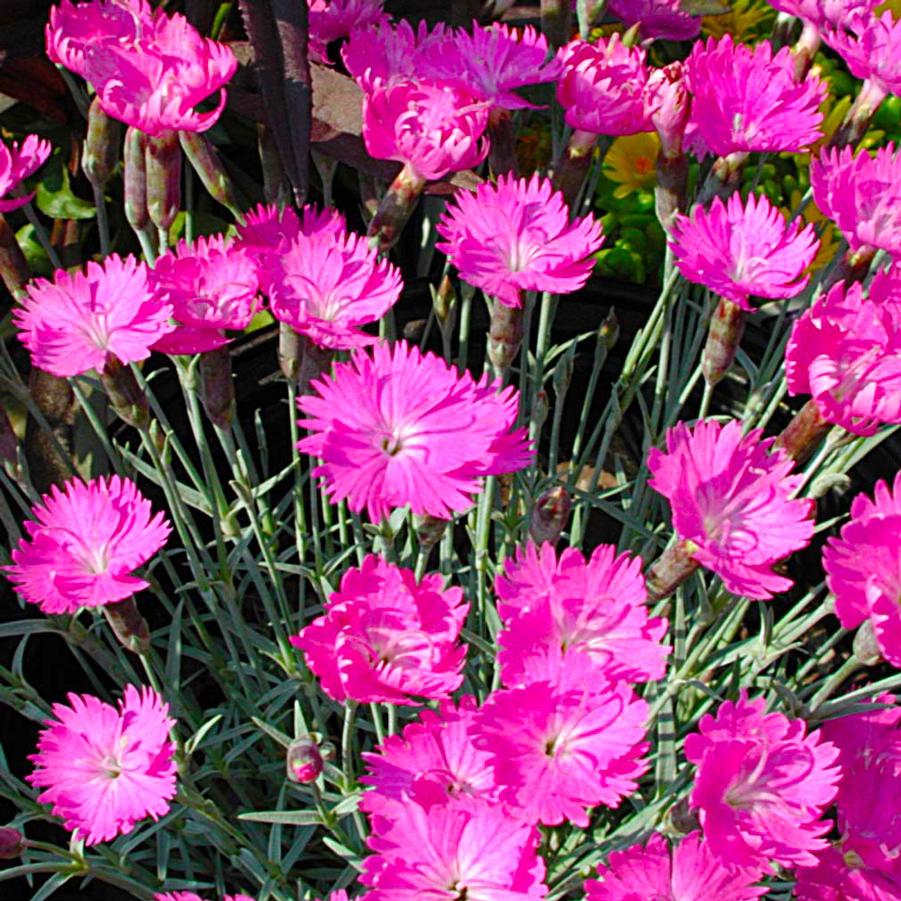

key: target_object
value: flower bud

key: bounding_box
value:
[645,63,690,159]
[102,597,151,655]
[853,620,882,667]
[101,356,150,431]
[199,346,235,429]
[0,826,24,859]
[488,303,525,379]
[286,736,324,784]
[124,127,149,232]
[529,484,571,545]
[415,514,449,551]
[702,298,747,388]
[146,130,182,234]
[83,98,121,190]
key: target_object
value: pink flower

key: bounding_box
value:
[28,685,176,845]
[769,0,880,31]
[473,653,649,826]
[150,235,260,355]
[683,36,825,158]
[156,894,256,901]
[794,844,901,900]
[823,473,901,668]
[585,831,766,901]
[495,542,669,686]
[647,420,815,600]
[361,798,547,901]
[342,20,448,93]
[811,145,901,256]
[784,270,901,436]
[669,191,819,310]
[0,134,52,212]
[49,1,237,135]
[435,173,604,309]
[4,475,171,615]
[362,79,490,182]
[297,340,531,521]
[426,23,561,111]
[607,0,701,41]
[267,216,402,350]
[823,10,901,99]
[360,695,500,817]
[645,62,691,158]
[308,0,388,63]
[556,36,651,137]
[14,254,174,378]
[290,554,468,705]
[684,692,841,869]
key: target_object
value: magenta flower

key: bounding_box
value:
[794,844,901,900]
[0,134,52,212]
[361,798,547,901]
[28,685,176,845]
[150,235,259,355]
[823,473,901,669]
[362,78,490,183]
[297,340,531,521]
[607,0,701,41]
[647,420,815,600]
[342,20,448,93]
[156,894,256,901]
[769,0,881,31]
[4,475,171,615]
[495,542,668,687]
[436,173,604,309]
[426,23,561,111]
[823,10,901,99]
[670,191,819,310]
[308,0,388,63]
[585,832,766,901]
[291,554,468,705]
[14,254,174,378]
[784,271,901,436]
[811,145,901,257]
[684,692,841,869]
[267,217,402,350]
[473,653,649,827]
[556,36,651,137]
[683,36,825,159]
[360,695,500,817]
[49,1,237,135]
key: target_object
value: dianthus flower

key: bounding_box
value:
[768,0,880,31]
[297,340,531,521]
[360,695,500,817]
[14,254,173,378]
[683,36,825,158]
[291,554,468,705]
[822,10,901,99]
[235,203,345,290]
[156,894,256,901]
[435,173,604,309]
[341,20,448,93]
[267,219,402,350]
[556,36,651,137]
[495,542,668,687]
[308,0,388,63]
[585,831,766,901]
[607,0,701,41]
[29,685,176,845]
[47,0,237,135]
[793,844,901,900]
[823,473,901,669]
[647,420,815,600]
[5,475,171,615]
[811,145,901,257]
[669,191,819,310]
[473,653,649,826]
[784,270,901,436]
[362,79,489,183]
[0,134,52,212]
[684,692,841,869]
[426,23,561,111]
[361,797,547,901]
[150,235,259,355]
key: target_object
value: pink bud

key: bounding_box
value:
[0,826,24,859]
[645,62,690,158]
[286,736,323,784]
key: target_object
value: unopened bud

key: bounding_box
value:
[666,799,700,836]
[853,620,882,667]
[433,275,457,330]
[101,356,149,431]
[415,514,449,551]
[124,127,149,232]
[488,302,525,378]
[0,405,18,464]
[146,130,182,233]
[180,131,241,217]
[0,826,24,859]
[646,540,700,602]
[645,63,690,159]
[775,399,831,465]
[702,298,747,388]
[531,389,549,432]
[553,345,575,399]
[598,308,620,350]
[529,484,571,545]
[403,319,427,342]
[287,736,324,784]
[102,597,151,655]
[367,163,427,254]
[199,346,235,428]
[84,98,121,189]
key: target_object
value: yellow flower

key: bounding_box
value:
[702,0,775,41]
[603,132,660,199]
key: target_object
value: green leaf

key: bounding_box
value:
[237,809,322,826]
[35,155,95,220]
